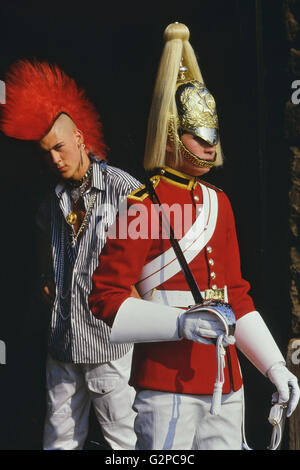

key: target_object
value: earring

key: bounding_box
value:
[80,144,84,166]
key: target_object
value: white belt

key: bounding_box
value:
[143,287,228,307]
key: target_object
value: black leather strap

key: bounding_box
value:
[145,175,204,304]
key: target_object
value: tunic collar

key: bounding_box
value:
[153,166,198,190]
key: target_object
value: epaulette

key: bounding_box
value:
[127,184,149,201]
[127,176,161,202]
[198,179,223,192]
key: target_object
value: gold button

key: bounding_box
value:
[160,169,165,175]
[209,259,214,266]
[207,246,212,253]
[194,195,199,202]
[211,272,216,279]
[212,284,217,290]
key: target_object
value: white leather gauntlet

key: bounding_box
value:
[110,297,183,343]
[235,311,285,374]
[267,362,300,417]
[178,309,235,346]
[110,297,235,346]
[235,311,300,417]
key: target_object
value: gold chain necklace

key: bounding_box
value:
[67,164,94,218]
[69,192,97,247]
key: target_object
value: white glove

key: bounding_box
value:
[267,362,300,417]
[178,308,235,346]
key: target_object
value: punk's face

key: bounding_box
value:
[39,114,88,181]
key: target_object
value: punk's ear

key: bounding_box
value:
[74,128,84,146]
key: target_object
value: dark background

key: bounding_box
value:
[0,0,293,450]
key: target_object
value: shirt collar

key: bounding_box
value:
[55,156,106,198]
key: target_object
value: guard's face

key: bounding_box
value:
[167,132,217,177]
[181,133,216,162]
[39,114,87,181]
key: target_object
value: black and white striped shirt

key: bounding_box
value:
[38,158,140,363]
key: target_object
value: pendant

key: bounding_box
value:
[71,237,77,248]
[70,187,81,203]
[67,212,77,225]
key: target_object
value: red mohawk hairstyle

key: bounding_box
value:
[0,59,107,159]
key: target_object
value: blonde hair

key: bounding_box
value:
[144,22,223,170]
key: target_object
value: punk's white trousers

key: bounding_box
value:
[133,387,243,450]
[43,349,137,450]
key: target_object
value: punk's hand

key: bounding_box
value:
[41,279,55,305]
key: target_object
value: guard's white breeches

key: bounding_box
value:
[133,387,243,450]
[43,349,137,450]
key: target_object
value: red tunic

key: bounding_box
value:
[89,166,255,395]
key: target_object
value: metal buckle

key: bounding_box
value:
[204,288,225,302]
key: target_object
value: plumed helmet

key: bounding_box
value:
[144,22,223,171]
